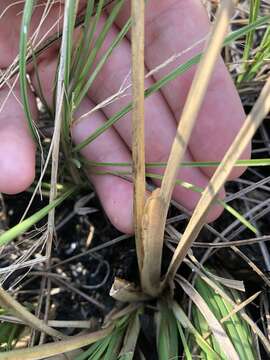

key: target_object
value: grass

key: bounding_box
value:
[0,0,270,359]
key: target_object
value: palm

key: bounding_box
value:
[0,0,250,233]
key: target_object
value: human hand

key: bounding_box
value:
[0,0,250,234]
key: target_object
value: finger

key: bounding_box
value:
[73,99,134,234]
[0,0,62,67]
[0,82,36,194]
[1,0,89,74]
[0,0,66,195]
[0,0,86,195]
[31,49,135,234]
[107,0,251,179]
[84,16,224,221]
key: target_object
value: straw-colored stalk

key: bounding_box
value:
[46,0,79,257]
[131,0,146,272]
[0,325,114,360]
[141,0,235,296]
[0,287,66,341]
[166,74,270,283]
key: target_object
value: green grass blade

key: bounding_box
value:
[0,186,77,247]
[171,301,219,358]
[72,0,105,90]
[74,337,111,360]
[119,310,142,360]
[177,322,192,360]
[73,15,270,152]
[74,0,126,108]
[83,158,270,169]
[19,0,39,141]
[156,301,179,360]
[61,1,79,141]
[237,0,260,83]
[145,172,258,235]
[84,165,258,234]
[74,17,131,110]
[0,322,24,351]
[193,275,257,360]
[245,25,270,81]
[70,0,95,83]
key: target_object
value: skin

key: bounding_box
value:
[0,0,250,234]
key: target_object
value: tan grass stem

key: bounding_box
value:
[141,0,235,296]
[131,0,146,272]
[166,73,270,282]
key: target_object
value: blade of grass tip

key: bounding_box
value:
[0,288,66,341]
[0,186,77,247]
[0,325,114,360]
[165,71,270,284]
[19,0,39,142]
[147,0,235,293]
[130,0,146,279]
[72,14,270,153]
[176,276,240,360]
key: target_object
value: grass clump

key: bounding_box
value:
[0,0,269,359]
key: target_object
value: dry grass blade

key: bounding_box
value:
[110,278,150,303]
[140,0,235,296]
[0,287,66,340]
[166,73,270,282]
[221,291,261,323]
[131,0,145,274]
[176,276,240,360]
[0,325,114,360]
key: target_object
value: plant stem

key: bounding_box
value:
[131,0,146,273]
